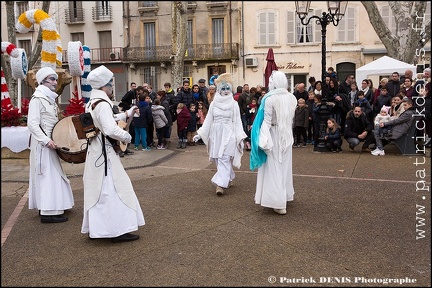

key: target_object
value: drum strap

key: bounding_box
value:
[101,135,108,176]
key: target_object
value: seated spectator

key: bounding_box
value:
[344,106,375,152]
[371,98,415,156]
[324,118,343,152]
[388,94,405,120]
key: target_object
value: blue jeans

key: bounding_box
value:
[134,127,148,148]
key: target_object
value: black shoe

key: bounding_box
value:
[40,215,68,223]
[111,233,140,243]
[124,149,134,155]
[119,152,125,157]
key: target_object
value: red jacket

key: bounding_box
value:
[176,106,191,131]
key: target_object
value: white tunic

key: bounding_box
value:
[81,90,145,238]
[197,93,247,169]
[27,87,74,212]
[254,93,297,209]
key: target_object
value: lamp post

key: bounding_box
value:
[295,1,347,152]
[295,1,348,83]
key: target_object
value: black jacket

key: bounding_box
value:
[344,110,373,139]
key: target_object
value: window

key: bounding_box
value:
[142,1,156,7]
[212,18,224,56]
[143,67,158,89]
[71,32,84,44]
[144,22,156,59]
[98,31,112,61]
[258,10,278,45]
[337,7,356,42]
[66,1,84,23]
[187,20,194,57]
[18,39,31,57]
[380,5,396,35]
[15,1,28,22]
[95,1,111,20]
[287,10,320,44]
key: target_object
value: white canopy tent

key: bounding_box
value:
[355,56,416,82]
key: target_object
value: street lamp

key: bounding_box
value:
[295,1,347,152]
[295,1,348,83]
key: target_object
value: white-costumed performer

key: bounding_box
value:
[250,71,297,215]
[27,67,74,223]
[82,65,144,243]
[193,73,247,196]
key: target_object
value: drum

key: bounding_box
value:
[52,116,88,164]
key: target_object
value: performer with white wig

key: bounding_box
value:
[193,73,247,196]
[250,71,297,215]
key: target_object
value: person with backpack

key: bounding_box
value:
[82,65,145,243]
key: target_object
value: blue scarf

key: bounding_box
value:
[250,88,288,171]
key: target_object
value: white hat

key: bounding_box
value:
[36,67,57,84]
[87,65,113,89]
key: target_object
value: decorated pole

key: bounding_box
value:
[1,41,26,126]
[11,48,28,112]
[81,45,92,103]
[67,41,84,100]
[16,9,62,70]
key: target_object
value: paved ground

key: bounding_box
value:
[1,139,431,287]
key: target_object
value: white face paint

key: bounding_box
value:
[218,83,232,96]
[43,75,58,92]
[103,79,114,97]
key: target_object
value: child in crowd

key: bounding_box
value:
[355,90,372,120]
[144,94,155,148]
[133,94,152,151]
[348,82,358,109]
[176,103,191,149]
[293,98,309,147]
[246,97,258,130]
[151,98,168,150]
[374,106,391,138]
[196,101,207,145]
[187,103,198,146]
[312,93,323,150]
[324,118,343,152]
[306,90,315,144]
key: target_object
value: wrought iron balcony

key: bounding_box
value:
[62,43,239,64]
[65,8,85,24]
[92,5,112,22]
[123,43,239,63]
[62,47,123,64]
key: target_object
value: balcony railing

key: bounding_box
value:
[65,8,85,24]
[62,43,239,64]
[123,43,239,62]
[92,5,112,21]
[62,47,123,64]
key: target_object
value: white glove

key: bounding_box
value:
[193,134,201,142]
[127,106,138,117]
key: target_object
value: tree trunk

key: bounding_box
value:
[361,1,430,64]
[171,1,188,91]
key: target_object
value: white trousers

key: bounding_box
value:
[211,155,235,188]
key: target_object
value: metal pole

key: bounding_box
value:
[320,15,328,83]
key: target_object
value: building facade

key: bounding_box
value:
[1,1,430,105]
